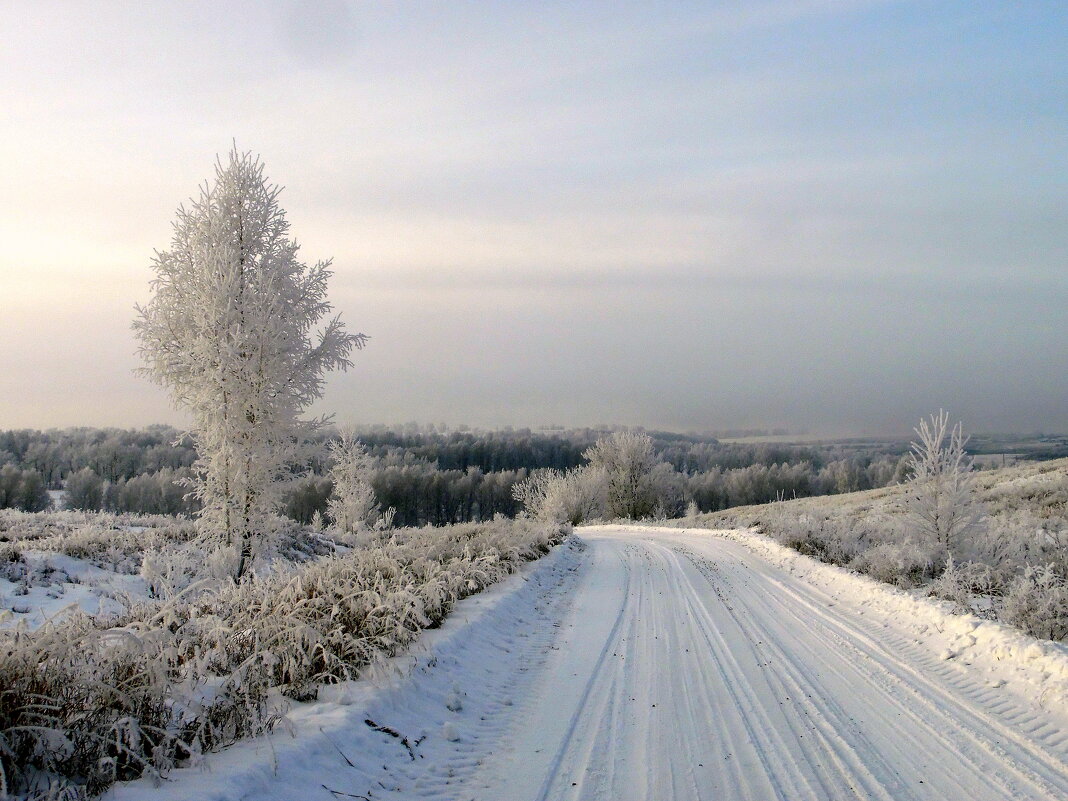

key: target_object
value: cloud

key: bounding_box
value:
[1,1,1065,433]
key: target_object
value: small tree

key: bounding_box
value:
[0,464,24,509]
[17,471,51,512]
[904,410,981,552]
[583,431,660,519]
[327,432,387,533]
[134,148,366,577]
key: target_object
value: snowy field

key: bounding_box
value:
[102,525,1068,801]
[0,511,192,629]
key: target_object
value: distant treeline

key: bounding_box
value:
[0,426,196,486]
[0,425,912,522]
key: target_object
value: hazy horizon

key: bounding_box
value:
[2,1,1065,437]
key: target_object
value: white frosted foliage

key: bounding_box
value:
[584,430,660,519]
[133,148,366,577]
[327,431,385,533]
[905,409,981,551]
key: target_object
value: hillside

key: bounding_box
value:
[686,458,1068,640]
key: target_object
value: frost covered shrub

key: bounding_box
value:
[698,459,1068,642]
[902,411,981,552]
[0,541,22,565]
[765,514,831,560]
[0,543,25,583]
[37,525,120,562]
[929,557,1003,616]
[24,521,198,577]
[849,540,939,588]
[761,503,938,586]
[0,510,195,548]
[104,468,197,517]
[757,510,912,570]
[972,510,1068,577]
[978,463,1068,517]
[760,507,942,587]
[284,475,333,525]
[1002,565,1068,641]
[513,466,606,525]
[649,462,688,519]
[63,468,105,512]
[0,466,50,512]
[0,517,565,798]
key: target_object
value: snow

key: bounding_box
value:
[0,549,148,628]
[105,526,1068,801]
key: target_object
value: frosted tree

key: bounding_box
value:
[327,431,387,533]
[0,466,50,512]
[904,410,981,552]
[64,467,104,511]
[134,148,366,578]
[583,431,660,519]
[512,468,563,522]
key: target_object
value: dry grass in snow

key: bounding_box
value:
[0,516,566,799]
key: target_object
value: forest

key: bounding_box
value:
[0,424,914,524]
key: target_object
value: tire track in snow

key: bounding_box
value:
[658,531,1068,800]
[659,542,906,801]
[532,544,635,801]
[698,541,1068,798]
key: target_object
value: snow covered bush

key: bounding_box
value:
[104,468,196,516]
[133,147,367,578]
[511,469,557,521]
[0,465,50,512]
[694,457,1068,642]
[649,462,688,519]
[516,431,688,523]
[754,505,937,582]
[1002,564,1068,641]
[0,610,177,797]
[8,518,195,567]
[849,539,938,587]
[928,556,1002,616]
[760,511,834,560]
[513,466,606,525]
[0,542,24,584]
[63,468,105,511]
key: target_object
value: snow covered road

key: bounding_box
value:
[109,526,1068,801]
[471,527,1068,800]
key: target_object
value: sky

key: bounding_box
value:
[1,0,1065,437]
